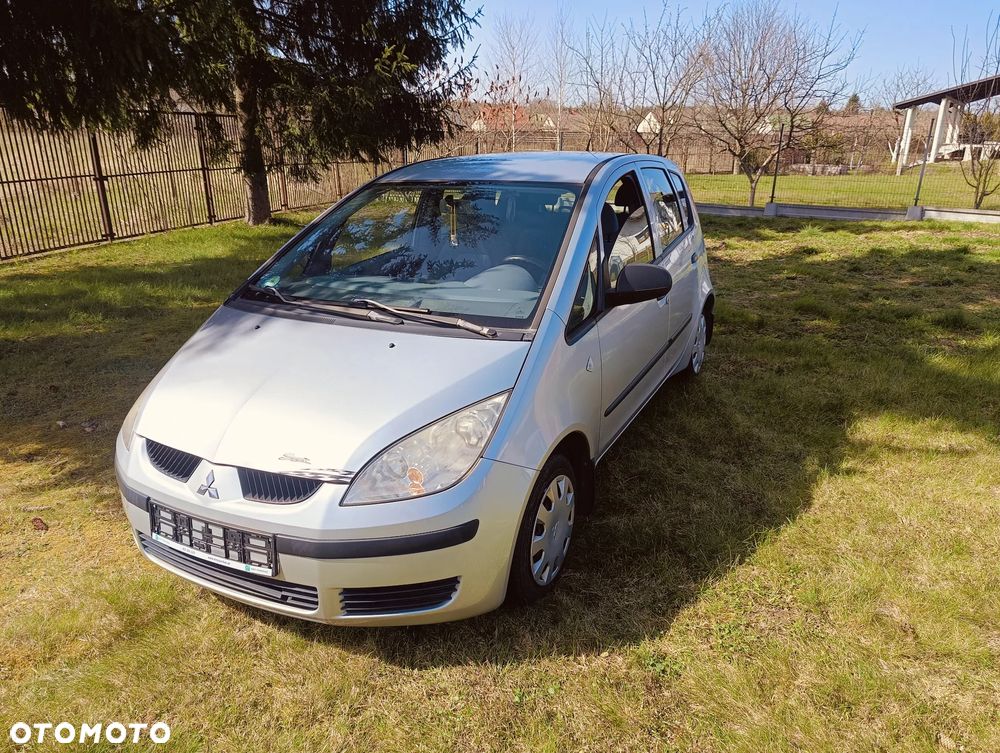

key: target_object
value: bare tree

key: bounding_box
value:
[488,12,540,150]
[694,0,861,205]
[547,3,574,150]
[879,66,934,164]
[625,5,706,156]
[954,15,1000,209]
[572,15,629,151]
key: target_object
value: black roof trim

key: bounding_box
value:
[894,73,1000,109]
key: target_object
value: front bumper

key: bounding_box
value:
[116,436,536,625]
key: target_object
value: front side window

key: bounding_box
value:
[250,182,580,327]
[600,173,654,290]
[641,167,685,252]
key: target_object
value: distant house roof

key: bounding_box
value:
[531,114,556,130]
[894,73,1000,109]
[636,112,661,134]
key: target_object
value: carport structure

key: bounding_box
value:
[893,73,1000,174]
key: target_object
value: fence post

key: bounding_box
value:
[913,117,936,207]
[769,123,785,204]
[334,161,344,198]
[278,165,289,210]
[194,116,216,223]
[402,146,409,166]
[276,137,289,211]
[87,131,115,241]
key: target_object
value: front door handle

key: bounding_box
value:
[690,252,698,265]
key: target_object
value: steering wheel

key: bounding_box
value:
[500,255,548,279]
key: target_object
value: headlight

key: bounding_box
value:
[342,392,508,505]
[119,385,152,452]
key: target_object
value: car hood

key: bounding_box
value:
[135,304,529,474]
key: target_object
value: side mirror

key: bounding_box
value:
[605,263,673,308]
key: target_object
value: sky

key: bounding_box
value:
[462,0,997,97]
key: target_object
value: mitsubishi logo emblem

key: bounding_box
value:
[197,470,219,499]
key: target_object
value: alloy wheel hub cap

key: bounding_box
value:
[530,474,575,586]
[692,314,707,373]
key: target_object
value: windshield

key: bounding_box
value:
[248,181,580,327]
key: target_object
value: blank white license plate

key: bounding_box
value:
[149,502,276,576]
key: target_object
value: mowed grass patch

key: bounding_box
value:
[686,162,1000,210]
[1,212,999,752]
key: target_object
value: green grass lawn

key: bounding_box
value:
[687,163,1000,211]
[1,213,999,752]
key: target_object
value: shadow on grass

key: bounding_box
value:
[2,216,997,667]
[0,227,289,501]
[234,226,999,667]
[697,215,920,243]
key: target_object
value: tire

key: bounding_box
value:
[685,309,709,376]
[507,454,578,605]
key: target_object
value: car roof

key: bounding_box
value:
[379,151,634,185]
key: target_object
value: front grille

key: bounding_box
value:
[238,467,321,504]
[339,577,460,616]
[137,532,319,611]
[145,440,201,481]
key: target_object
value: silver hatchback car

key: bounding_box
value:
[115,152,714,625]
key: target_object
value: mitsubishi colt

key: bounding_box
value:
[115,152,715,625]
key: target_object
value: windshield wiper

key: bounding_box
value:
[349,298,431,314]
[245,283,289,304]
[351,297,498,338]
[245,285,403,324]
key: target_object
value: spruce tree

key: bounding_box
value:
[0,0,476,223]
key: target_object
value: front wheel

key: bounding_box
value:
[686,310,708,375]
[507,455,577,605]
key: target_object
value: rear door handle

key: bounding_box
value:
[690,252,698,265]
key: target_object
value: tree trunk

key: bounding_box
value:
[244,160,270,225]
[556,99,563,151]
[235,63,272,225]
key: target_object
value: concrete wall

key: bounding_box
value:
[697,202,1000,225]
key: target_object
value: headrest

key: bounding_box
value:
[600,203,619,246]
[614,181,642,211]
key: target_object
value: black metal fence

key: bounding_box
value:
[414,127,995,211]
[2,113,997,260]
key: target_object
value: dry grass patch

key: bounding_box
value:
[1,213,998,752]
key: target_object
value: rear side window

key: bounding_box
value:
[641,168,684,251]
[668,170,695,227]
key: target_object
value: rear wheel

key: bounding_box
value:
[508,455,577,604]
[686,310,708,375]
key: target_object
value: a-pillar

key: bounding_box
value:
[896,106,915,175]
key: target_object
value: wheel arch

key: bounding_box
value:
[548,431,595,517]
[703,292,715,345]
